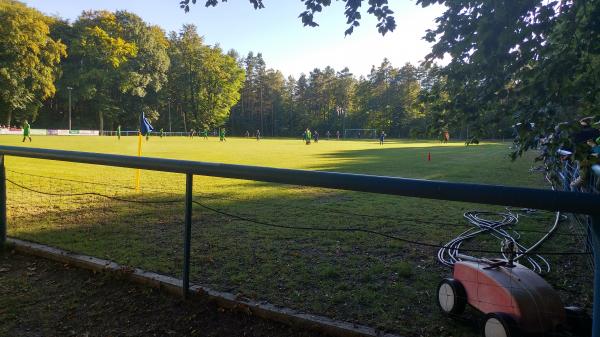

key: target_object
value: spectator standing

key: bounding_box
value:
[379,131,386,145]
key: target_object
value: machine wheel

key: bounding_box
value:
[564,306,592,337]
[437,278,466,315]
[482,313,520,337]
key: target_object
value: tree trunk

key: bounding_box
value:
[6,110,12,127]
[99,110,104,135]
[260,87,263,133]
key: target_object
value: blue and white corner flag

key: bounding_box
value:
[136,112,153,190]
[140,112,154,136]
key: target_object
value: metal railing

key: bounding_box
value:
[553,155,600,276]
[0,145,599,336]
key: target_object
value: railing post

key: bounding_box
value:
[592,215,600,337]
[182,173,193,299]
[0,155,5,251]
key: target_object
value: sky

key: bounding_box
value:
[24,0,446,78]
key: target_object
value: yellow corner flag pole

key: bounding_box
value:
[135,131,142,191]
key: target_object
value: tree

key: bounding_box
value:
[198,45,245,127]
[364,59,395,134]
[281,75,297,135]
[306,66,336,127]
[419,65,451,138]
[67,11,138,132]
[167,25,244,131]
[394,63,422,137]
[229,51,269,134]
[419,0,600,153]
[0,0,66,126]
[42,10,171,131]
[114,11,170,129]
[331,67,356,131]
[261,69,286,136]
[294,74,310,132]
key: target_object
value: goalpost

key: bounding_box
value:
[343,129,377,139]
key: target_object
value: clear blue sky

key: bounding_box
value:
[24,0,445,78]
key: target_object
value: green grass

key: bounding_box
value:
[0,136,592,336]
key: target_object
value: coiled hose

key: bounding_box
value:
[437,209,561,273]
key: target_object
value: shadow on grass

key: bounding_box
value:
[6,172,592,337]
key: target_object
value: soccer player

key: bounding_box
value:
[443,130,450,143]
[117,124,121,140]
[160,128,165,138]
[219,128,226,142]
[379,131,386,145]
[256,129,261,141]
[22,120,31,142]
[336,130,340,140]
[326,130,331,140]
[245,130,250,138]
[189,129,195,138]
[313,130,319,143]
[304,128,312,145]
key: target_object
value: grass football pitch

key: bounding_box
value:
[0,136,592,336]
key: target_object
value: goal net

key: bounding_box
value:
[343,129,377,139]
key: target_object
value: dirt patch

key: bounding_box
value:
[0,250,325,337]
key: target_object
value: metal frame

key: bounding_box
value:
[183,173,193,299]
[0,155,5,250]
[593,216,600,336]
[0,145,598,335]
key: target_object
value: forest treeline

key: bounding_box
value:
[2,1,510,139]
[1,1,245,134]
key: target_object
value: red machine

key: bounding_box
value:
[437,255,590,337]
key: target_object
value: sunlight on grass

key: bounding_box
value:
[1,135,538,189]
